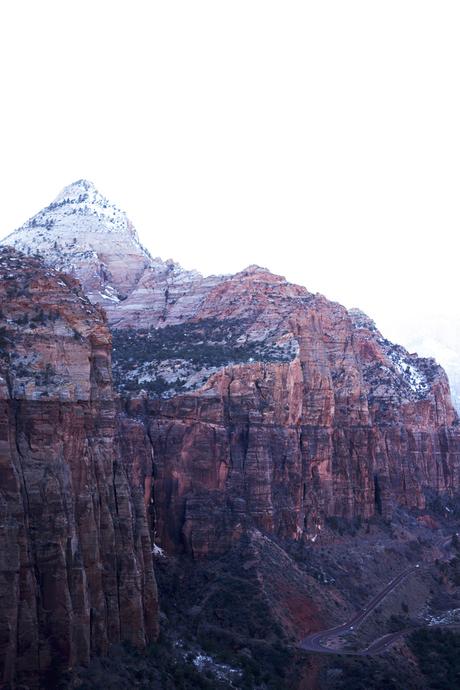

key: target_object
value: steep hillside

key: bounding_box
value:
[2,183,460,690]
[0,247,158,689]
[3,180,459,411]
[398,315,460,413]
[2,179,221,328]
[2,183,460,561]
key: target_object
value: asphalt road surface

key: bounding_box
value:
[299,565,419,654]
[298,532,458,656]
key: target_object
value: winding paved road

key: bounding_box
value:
[299,565,420,654]
[299,532,458,656]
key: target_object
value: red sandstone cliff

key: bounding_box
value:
[0,248,158,689]
[3,186,460,564]
[123,269,460,558]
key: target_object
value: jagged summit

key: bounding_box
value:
[51,178,134,235]
[234,265,288,284]
[1,180,155,309]
[55,178,98,199]
[0,181,213,327]
[1,182,458,412]
[50,179,131,231]
[349,308,378,332]
[3,178,138,245]
[241,264,271,274]
[1,181,223,332]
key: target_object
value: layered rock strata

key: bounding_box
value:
[2,179,222,329]
[0,248,158,689]
[122,272,460,557]
[3,180,459,413]
[3,184,460,562]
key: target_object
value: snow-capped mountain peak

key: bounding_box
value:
[38,178,137,237]
[54,178,98,201]
[2,181,458,414]
[0,181,211,328]
[1,180,152,305]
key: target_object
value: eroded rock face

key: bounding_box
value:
[0,248,158,689]
[3,181,460,412]
[3,185,460,563]
[127,277,460,558]
[2,179,222,329]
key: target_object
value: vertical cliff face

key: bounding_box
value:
[0,248,158,689]
[3,185,460,564]
[123,275,460,558]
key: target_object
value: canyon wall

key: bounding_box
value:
[0,248,158,689]
[124,275,460,558]
[3,182,460,564]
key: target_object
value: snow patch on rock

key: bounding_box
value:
[387,349,429,394]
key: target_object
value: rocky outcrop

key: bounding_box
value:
[2,179,222,329]
[398,314,460,413]
[0,248,158,689]
[127,274,460,558]
[3,185,460,563]
[3,180,460,412]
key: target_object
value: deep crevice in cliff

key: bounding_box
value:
[374,474,383,515]
[11,399,43,680]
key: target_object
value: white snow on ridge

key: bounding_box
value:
[51,179,129,232]
[388,349,429,394]
[2,179,145,254]
[403,331,460,414]
[99,284,120,302]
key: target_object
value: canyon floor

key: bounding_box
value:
[63,498,460,690]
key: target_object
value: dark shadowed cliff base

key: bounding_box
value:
[64,507,460,690]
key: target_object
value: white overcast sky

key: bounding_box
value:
[0,1,458,348]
